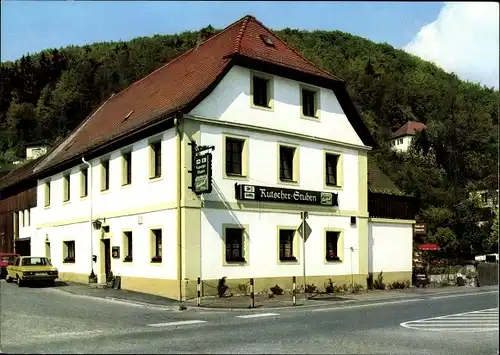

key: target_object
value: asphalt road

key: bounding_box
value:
[1,280,498,354]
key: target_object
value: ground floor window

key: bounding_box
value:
[123,231,133,262]
[326,231,341,261]
[63,241,75,263]
[225,228,245,262]
[151,229,162,263]
[279,229,296,261]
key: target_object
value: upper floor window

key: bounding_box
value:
[252,75,272,108]
[63,174,71,202]
[150,142,162,179]
[301,88,318,118]
[122,152,132,186]
[44,182,51,207]
[101,160,110,191]
[225,138,244,176]
[80,168,88,198]
[279,145,297,182]
[325,153,340,187]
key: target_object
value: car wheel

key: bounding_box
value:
[5,275,13,283]
[17,275,23,287]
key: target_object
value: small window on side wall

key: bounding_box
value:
[44,182,51,207]
[80,168,88,198]
[225,228,245,262]
[325,153,339,187]
[326,231,341,262]
[123,231,133,262]
[122,152,132,186]
[279,146,296,182]
[150,142,162,179]
[101,160,110,191]
[63,174,71,202]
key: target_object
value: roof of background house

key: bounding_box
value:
[391,121,427,139]
[31,14,375,178]
[367,156,402,194]
[0,157,43,193]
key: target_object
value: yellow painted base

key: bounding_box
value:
[120,276,180,300]
[58,272,89,284]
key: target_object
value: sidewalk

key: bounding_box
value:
[54,281,498,311]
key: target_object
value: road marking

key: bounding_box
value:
[32,330,104,338]
[312,297,425,312]
[401,307,499,332]
[236,312,279,319]
[430,291,498,300]
[147,320,207,327]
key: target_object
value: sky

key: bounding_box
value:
[1,1,498,88]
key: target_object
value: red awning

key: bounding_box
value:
[419,243,441,251]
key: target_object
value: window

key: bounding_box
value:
[225,138,244,176]
[101,160,109,191]
[225,228,245,262]
[25,209,30,227]
[279,146,296,182]
[123,231,133,262]
[44,182,51,207]
[151,229,162,263]
[150,142,162,179]
[279,229,296,261]
[326,231,341,262]
[325,153,339,187]
[122,152,132,186]
[63,241,75,263]
[302,88,317,117]
[20,211,24,227]
[80,168,88,198]
[63,174,70,202]
[252,76,270,108]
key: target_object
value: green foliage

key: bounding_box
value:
[304,284,318,293]
[388,281,410,289]
[217,277,228,298]
[324,278,335,293]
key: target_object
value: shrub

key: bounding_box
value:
[388,281,410,289]
[305,284,317,293]
[366,273,374,290]
[351,283,364,293]
[270,284,283,295]
[237,283,249,296]
[325,278,335,293]
[373,271,385,290]
[334,283,350,293]
[217,277,228,297]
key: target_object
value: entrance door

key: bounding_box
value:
[45,242,51,260]
[103,239,111,279]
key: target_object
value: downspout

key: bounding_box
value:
[174,118,183,301]
[81,157,95,281]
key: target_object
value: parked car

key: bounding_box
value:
[6,256,58,287]
[0,253,19,279]
[412,267,430,288]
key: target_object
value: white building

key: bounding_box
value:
[21,16,415,300]
[389,121,426,152]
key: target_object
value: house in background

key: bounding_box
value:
[389,121,426,152]
[0,15,419,300]
[11,140,49,166]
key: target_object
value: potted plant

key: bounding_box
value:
[123,255,132,262]
[151,255,162,263]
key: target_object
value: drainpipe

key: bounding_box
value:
[174,118,183,301]
[81,157,95,282]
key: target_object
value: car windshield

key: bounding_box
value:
[21,257,51,266]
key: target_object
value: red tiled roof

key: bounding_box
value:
[0,157,43,192]
[391,121,427,139]
[28,15,372,180]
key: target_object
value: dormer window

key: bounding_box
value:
[260,34,275,47]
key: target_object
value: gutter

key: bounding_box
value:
[81,157,95,281]
[174,117,183,301]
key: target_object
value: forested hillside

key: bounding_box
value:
[1,25,498,255]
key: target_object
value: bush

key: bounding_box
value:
[217,277,228,297]
[366,273,374,290]
[237,283,249,296]
[351,283,364,293]
[373,271,385,290]
[270,284,283,295]
[334,283,350,293]
[325,278,335,293]
[305,284,317,293]
[388,281,410,289]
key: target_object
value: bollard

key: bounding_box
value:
[292,276,296,306]
[196,277,201,307]
[250,278,255,309]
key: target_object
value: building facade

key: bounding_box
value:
[1,16,417,300]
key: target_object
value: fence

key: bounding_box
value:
[477,262,499,286]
